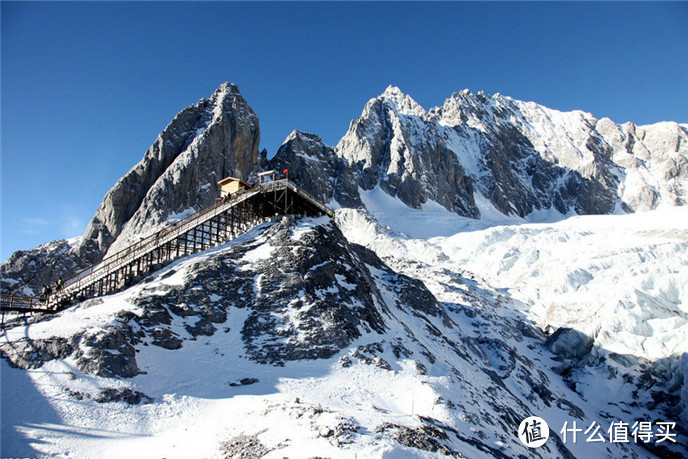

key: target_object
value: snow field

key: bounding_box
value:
[345,186,688,363]
[337,197,688,455]
[3,206,687,457]
[434,207,688,361]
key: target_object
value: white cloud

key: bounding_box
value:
[23,217,51,226]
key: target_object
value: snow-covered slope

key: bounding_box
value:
[337,197,688,458]
[1,214,685,457]
[5,216,683,458]
[434,207,688,431]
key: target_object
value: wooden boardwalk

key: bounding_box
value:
[1,179,332,316]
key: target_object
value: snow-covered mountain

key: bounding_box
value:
[4,84,687,295]
[2,83,687,458]
[334,86,688,219]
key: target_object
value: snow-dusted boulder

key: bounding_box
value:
[546,327,594,360]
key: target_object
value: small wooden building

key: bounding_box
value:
[218,176,251,198]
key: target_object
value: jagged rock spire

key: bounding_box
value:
[2,83,262,294]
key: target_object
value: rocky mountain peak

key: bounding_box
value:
[434,88,513,128]
[207,82,257,128]
[1,82,261,295]
[284,129,323,145]
[269,131,362,208]
[91,82,261,258]
[213,81,240,97]
[378,85,427,117]
[336,88,479,217]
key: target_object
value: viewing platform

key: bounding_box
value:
[1,178,333,317]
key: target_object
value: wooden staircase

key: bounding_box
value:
[1,179,333,317]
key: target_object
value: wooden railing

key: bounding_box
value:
[58,184,260,298]
[0,294,53,313]
[1,179,333,315]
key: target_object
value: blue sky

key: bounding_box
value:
[2,1,687,261]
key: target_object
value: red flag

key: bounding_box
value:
[283,169,288,174]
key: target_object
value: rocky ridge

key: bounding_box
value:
[268,130,362,208]
[334,86,688,218]
[4,84,687,295]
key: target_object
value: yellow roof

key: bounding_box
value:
[218,176,249,187]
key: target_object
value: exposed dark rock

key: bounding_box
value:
[185,318,216,338]
[269,130,362,208]
[64,388,85,400]
[350,342,394,370]
[327,419,359,446]
[229,378,259,387]
[376,422,465,457]
[220,430,278,459]
[133,301,174,327]
[0,336,73,370]
[94,388,153,405]
[238,220,391,364]
[391,340,412,359]
[150,328,183,350]
[74,326,140,378]
[546,327,594,360]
